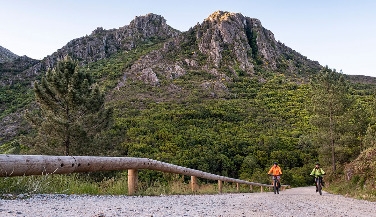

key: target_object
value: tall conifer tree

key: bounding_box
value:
[310,66,351,171]
[29,56,111,156]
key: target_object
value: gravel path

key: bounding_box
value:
[1,186,376,216]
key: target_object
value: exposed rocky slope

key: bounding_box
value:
[23,13,180,78]
[120,11,322,86]
[0,56,40,86]
[346,74,376,85]
[0,54,39,146]
[0,46,18,63]
[0,11,375,147]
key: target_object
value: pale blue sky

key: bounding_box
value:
[1,0,375,77]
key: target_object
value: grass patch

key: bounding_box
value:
[325,176,376,202]
[0,173,128,196]
[1,173,267,198]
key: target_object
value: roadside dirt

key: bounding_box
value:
[1,186,375,216]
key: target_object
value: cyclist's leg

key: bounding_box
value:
[317,176,323,195]
[315,177,318,192]
[276,179,280,194]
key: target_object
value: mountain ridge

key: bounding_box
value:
[22,13,180,79]
[1,10,376,147]
[115,10,324,89]
[0,46,19,63]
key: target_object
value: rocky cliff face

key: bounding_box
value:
[0,53,39,146]
[119,11,322,87]
[24,13,180,78]
[0,55,40,86]
[0,46,19,63]
[198,11,255,71]
[194,11,322,74]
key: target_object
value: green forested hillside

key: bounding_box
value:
[107,75,316,186]
[2,12,376,194]
[63,42,374,187]
[8,38,374,190]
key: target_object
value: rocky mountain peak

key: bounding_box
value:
[119,11,321,89]
[206,11,239,22]
[23,13,181,78]
[197,11,254,71]
[195,11,321,75]
[130,13,168,30]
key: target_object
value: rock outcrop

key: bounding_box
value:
[23,13,180,78]
[120,11,322,86]
[0,46,19,63]
[0,55,40,86]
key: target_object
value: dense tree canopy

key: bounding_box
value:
[25,56,112,156]
[309,67,352,171]
[8,43,375,188]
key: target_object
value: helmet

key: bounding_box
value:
[315,162,320,166]
[273,162,278,165]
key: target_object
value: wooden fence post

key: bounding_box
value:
[191,176,198,193]
[218,180,223,193]
[236,183,239,192]
[250,185,253,192]
[261,186,263,192]
[128,169,138,195]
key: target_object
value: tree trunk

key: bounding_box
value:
[65,106,70,156]
[329,108,336,171]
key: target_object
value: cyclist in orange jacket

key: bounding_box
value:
[268,162,282,187]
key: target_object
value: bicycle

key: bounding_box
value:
[315,176,324,195]
[270,175,281,194]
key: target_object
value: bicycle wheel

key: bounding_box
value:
[273,179,279,194]
[317,178,322,195]
[276,181,280,194]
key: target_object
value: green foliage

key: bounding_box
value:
[2,31,376,197]
[326,174,376,201]
[23,56,112,156]
[245,28,257,57]
[0,173,128,195]
[103,74,321,186]
[5,56,373,193]
[0,82,34,119]
[87,40,164,90]
[0,172,257,197]
[0,140,21,154]
[309,66,355,171]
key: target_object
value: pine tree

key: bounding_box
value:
[309,66,351,171]
[27,56,112,156]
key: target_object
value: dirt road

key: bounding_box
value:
[1,186,375,216]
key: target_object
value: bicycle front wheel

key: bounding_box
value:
[274,179,279,194]
[317,178,322,195]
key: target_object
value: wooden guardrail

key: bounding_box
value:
[0,155,288,195]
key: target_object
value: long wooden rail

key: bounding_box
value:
[0,155,288,195]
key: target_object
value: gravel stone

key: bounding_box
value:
[0,186,375,216]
